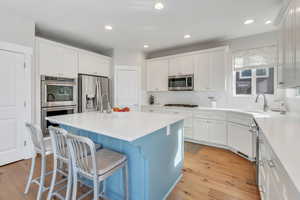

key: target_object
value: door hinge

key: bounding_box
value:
[24,62,26,69]
[24,101,26,107]
[24,141,27,146]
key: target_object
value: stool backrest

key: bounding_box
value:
[66,134,97,176]
[48,126,69,161]
[26,123,46,154]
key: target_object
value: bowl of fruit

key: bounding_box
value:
[113,107,130,112]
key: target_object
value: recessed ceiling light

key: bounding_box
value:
[144,45,149,48]
[265,20,272,25]
[154,2,164,10]
[184,34,191,39]
[104,25,113,30]
[244,19,254,25]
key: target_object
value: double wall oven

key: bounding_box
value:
[41,75,77,136]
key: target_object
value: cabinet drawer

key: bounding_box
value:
[193,110,226,121]
[227,112,253,126]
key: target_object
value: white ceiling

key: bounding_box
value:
[0,0,283,53]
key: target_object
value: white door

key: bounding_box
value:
[115,66,139,110]
[0,50,25,166]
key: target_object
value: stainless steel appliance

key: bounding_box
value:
[41,75,77,107]
[41,106,77,137]
[78,74,111,113]
[164,104,198,108]
[168,74,194,91]
[41,75,77,136]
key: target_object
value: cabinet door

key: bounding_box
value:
[209,50,226,91]
[60,47,78,78]
[283,3,296,87]
[208,120,227,145]
[227,123,253,158]
[38,40,64,77]
[169,57,182,76]
[195,53,210,90]
[296,0,300,86]
[193,118,209,141]
[147,59,169,91]
[180,55,195,75]
[38,39,77,78]
[78,52,110,77]
[169,55,195,76]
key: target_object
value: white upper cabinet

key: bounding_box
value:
[278,0,300,87]
[146,59,169,91]
[37,38,78,78]
[195,52,210,90]
[78,51,110,77]
[195,49,226,91]
[169,55,195,76]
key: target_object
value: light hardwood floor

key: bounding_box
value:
[168,143,260,200]
[0,143,260,200]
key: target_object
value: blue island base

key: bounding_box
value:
[61,120,184,200]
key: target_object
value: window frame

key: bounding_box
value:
[233,67,276,97]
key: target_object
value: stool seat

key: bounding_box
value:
[88,149,126,176]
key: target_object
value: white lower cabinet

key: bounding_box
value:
[193,118,227,146]
[227,122,254,159]
[209,120,227,145]
[259,133,300,200]
[193,118,209,141]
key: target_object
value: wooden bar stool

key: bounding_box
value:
[66,133,129,200]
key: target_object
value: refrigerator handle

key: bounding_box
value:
[97,78,103,112]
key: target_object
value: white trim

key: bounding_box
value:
[163,174,183,200]
[147,46,229,61]
[0,41,33,55]
[36,37,111,61]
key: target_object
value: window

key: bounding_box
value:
[233,46,276,96]
[235,68,274,95]
[296,88,300,96]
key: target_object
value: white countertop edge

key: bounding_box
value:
[46,112,185,142]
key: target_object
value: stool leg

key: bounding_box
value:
[93,177,99,200]
[24,154,36,194]
[71,170,78,200]
[37,155,46,200]
[47,157,58,200]
[123,162,129,200]
[65,160,72,200]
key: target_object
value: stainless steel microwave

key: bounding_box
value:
[41,75,77,108]
[168,74,194,91]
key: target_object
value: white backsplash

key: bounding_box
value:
[146,88,286,111]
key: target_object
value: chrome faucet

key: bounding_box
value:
[255,94,269,112]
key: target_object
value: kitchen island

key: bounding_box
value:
[46,111,185,200]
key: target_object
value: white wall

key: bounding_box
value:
[146,31,286,110]
[0,12,35,48]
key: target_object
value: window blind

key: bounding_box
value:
[233,45,277,71]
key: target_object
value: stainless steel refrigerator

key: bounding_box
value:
[78,74,111,113]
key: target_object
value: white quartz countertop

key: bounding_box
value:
[46,111,186,142]
[143,104,300,191]
[254,113,300,193]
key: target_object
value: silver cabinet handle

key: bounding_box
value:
[268,160,276,168]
